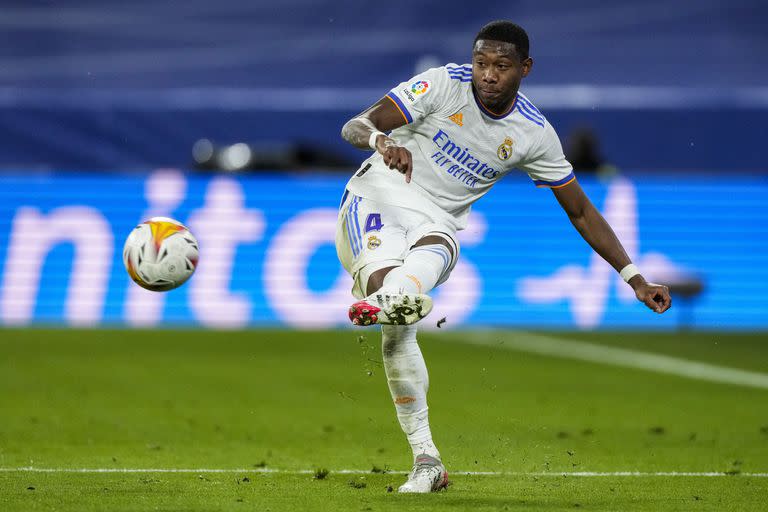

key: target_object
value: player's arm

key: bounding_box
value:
[552,180,672,314]
[341,97,414,182]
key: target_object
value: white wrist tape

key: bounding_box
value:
[619,263,641,283]
[368,131,386,150]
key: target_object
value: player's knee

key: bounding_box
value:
[410,232,459,288]
[411,234,456,262]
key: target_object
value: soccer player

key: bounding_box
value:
[336,20,672,493]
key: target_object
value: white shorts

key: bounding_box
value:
[335,189,459,299]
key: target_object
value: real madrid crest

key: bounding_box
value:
[497,137,514,160]
[367,235,381,250]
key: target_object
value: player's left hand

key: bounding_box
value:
[633,282,672,314]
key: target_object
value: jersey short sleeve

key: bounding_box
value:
[385,67,450,125]
[519,122,575,188]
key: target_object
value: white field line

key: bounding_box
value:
[453,331,768,390]
[0,467,766,477]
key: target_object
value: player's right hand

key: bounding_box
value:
[376,136,414,183]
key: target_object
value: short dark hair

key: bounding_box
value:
[474,20,530,59]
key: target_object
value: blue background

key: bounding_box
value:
[0,171,765,330]
[0,0,766,172]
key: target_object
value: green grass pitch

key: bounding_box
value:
[0,328,766,511]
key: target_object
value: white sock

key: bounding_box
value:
[381,324,441,461]
[380,244,452,295]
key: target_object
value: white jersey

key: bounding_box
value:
[345,63,574,230]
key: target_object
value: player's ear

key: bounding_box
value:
[521,57,533,77]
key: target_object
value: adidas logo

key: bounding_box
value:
[448,112,463,126]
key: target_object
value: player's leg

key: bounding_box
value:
[337,194,446,490]
[382,323,448,493]
[349,265,434,326]
[340,196,434,326]
[350,229,458,326]
[375,226,457,492]
[380,233,457,295]
[363,235,453,294]
[364,265,396,296]
[391,227,458,491]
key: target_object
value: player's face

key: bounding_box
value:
[472,40,532,112]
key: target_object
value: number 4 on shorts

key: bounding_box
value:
[365,213,383,233]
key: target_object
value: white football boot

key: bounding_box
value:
[348,292,433,326]
[397,454,449,493]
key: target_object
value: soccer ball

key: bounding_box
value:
[123,217,199,291]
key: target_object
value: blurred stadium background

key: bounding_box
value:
[0,0,765,330]
[2,2,768,510]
